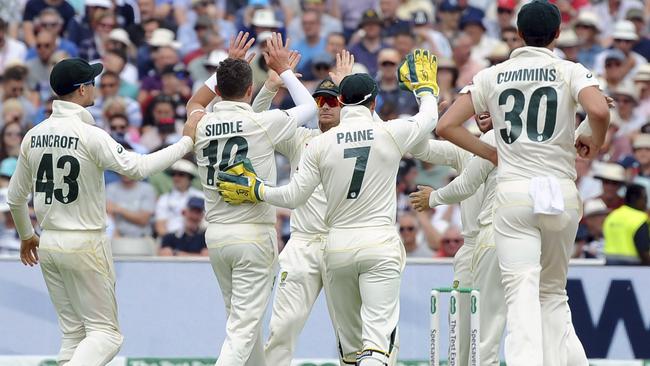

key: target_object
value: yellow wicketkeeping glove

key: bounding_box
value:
[216,158,265,204]
[398,49,439,98]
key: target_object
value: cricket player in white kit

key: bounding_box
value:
[217,50,439,366]
[192,33,317,366]
[436,2,610,365]
[8,58,201,366]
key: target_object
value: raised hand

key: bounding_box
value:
[228,31,256,63]
[265,51,302,92]
[329,49,355,86]
[398,49,439,97]
[263,32,292,75]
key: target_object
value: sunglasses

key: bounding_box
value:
[497,7,513,14]
[37,43,53,49]
[605,61,622,68]
[40,21,61,28]
[73,80,95,87]
[380,61,397,67]
[399,226,416,233]
[614,39,635,43]
[314,63,331,71]
[442,238,463,244]
[315,95,340,108]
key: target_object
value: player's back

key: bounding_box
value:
[21,109,110,231]
[314,108,414,229]
[469,46,597,182]
[195,100,295,224]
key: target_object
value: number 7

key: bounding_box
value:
[343,146,371,199]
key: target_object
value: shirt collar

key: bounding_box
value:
[510,46,559,60]
[51,100,96,125]
[212,100,254,112]
[340,105,374,124]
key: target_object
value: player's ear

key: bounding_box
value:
[554,28,560,39]
[246,83,253,98]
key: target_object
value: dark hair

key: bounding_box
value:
[625,183,647,206]
[216,58,252,99]
[501,25,518,34]
[0,122,23,161]
[106,49,127,63]
[394,29,416,40]
[522,31,557,48]
[101,70,120,80]
[3,65,28,82]
[108,113,130,124]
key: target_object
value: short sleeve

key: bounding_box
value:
[205,73,217,91]
[140,183,157,213]
[160,233,175,248]
[256,109,297,146]
[465,70,490,114]
[570,63,599,101]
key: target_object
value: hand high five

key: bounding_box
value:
[263,32,292,74]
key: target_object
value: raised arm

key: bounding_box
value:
[252,51,301,113]
[90,112,202,180]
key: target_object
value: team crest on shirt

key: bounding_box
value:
[279,271,288,287]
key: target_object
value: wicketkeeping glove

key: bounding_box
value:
[216,158,265,204]
[398,49,439,98]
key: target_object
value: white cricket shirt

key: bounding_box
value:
[467,46,599,182]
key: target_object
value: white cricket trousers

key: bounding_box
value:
[324,226,405,366]
[451,237,474,366]
[264,232,335,366]
[472,224,506,366]
[493,179,588,366]
[207,223,278,366]
[38,230,123,366]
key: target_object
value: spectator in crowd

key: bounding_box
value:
[0,122,23,163]
[379,0,410,42]
[25,8,78,59]
[1,99,25,127]
[294,10,326,70]
[437,0,462,40]
[26,32,62,103]
[611,83,644,137]
[397,158,418,214]
[248,7,283,37]
[574,11,603,70]
[635,64,650,119]
[626,7,650,61]
[603,183,650,265]
[77,9,118,61]
[349,9,386,77]
[460,9,498,63]
[438,226,464,258]
[140,94,182,151]
[392,30,416,60]
[287,0,342,43]
[190,48,226,92]
[486,41,510,66]
[177,1,217,56]
[102,49,140,99]
[557,29,580,63]
[600,49,628,91]
[90,71,142,128]
[585,0,643,40]
[182,16,220,64]
[154,159,203,237]
[485,0,516,39]
[159,65,191,118]
[376,48,418,116]
[66,0,113,46]
[105,29,138,84]
[325,32,346,58]
[594,162,627,210]
[22,0,75,47]
[594,20,645,81]
[399,212,435,257]
[138,27,180,80]
[302,53,334,92]
[139,43,181,102]
[0,65,37,128]
[0,19,27,72]
[436,57,459,103]
[159,196,207,256]
[338,0,376,39]
[575,199,610,259]
[412,11,452,59]
[500,25,523,52]
[106,159,157,241]
[452,32,485,88]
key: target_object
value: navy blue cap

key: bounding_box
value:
[439,0,461,12]
[460,9,485,30]
[187,197,205,210]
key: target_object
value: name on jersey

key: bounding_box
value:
[336,129,374,144]
[205,121,243,136]
[30,134,80,150]
[497,68,557,84]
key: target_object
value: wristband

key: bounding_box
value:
[189,109,205,117]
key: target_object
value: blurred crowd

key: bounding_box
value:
[0,0,650,263]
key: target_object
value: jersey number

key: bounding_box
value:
[35,154,80,204]
[498,87,558,144]
[202,136,249,185]
[343,146,370,199]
